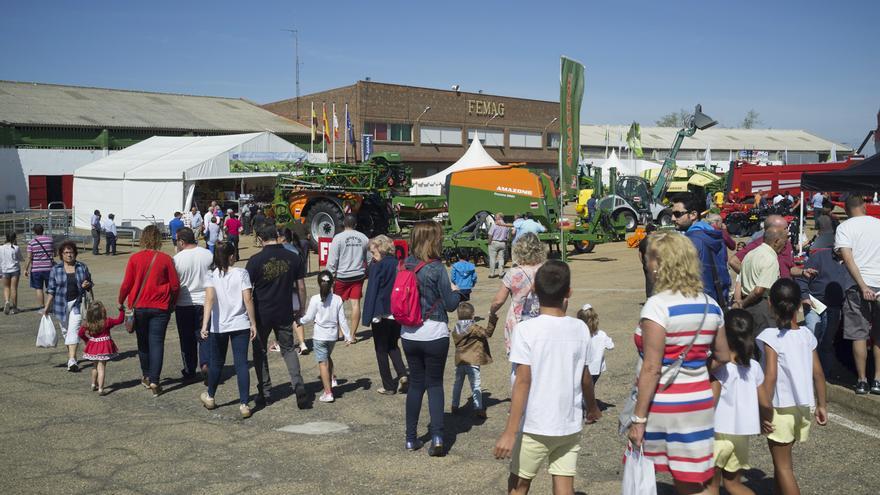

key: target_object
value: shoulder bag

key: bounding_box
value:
[124,252,158,333]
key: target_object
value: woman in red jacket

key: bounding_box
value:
[118,225,180,396]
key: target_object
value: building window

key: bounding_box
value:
[547,132,560,149]
[510,130,542,148]
[467,128,504,147]
[364,122,412,142]
[420,126,462,145]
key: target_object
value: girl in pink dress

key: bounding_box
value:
[78,302,124,395]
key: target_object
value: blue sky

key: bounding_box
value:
[4,0,878,151]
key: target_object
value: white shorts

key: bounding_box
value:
[62,300,82,346]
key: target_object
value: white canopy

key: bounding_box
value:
[73,132,322,229]
[410,137,502,195]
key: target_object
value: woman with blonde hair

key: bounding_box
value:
[624,231,730,495]
[118,225,180,397]
[362,235,408,395]
[400,222,461,456]
[489,232,547,354]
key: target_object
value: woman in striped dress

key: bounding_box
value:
[627,231,730,494]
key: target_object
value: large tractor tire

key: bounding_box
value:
[307,200,344,247]
[656,209,673,227]
[615,209,638,232]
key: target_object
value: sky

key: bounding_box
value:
[4,0,878,151]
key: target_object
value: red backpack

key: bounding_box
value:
[391,260,429,327]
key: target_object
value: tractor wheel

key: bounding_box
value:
[307,200,344,247]
[572,240,595,254]
[357,202,388,238]
[657,210,673,227]
[615,210,638,232]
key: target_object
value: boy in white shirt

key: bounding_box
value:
[494,260,601,494]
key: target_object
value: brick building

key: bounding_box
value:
[263,80,561,177]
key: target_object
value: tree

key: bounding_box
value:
[655,109,689,128]
[741,110,761,129]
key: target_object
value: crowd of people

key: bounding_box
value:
[6,189,878,494]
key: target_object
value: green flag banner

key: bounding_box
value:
[559,56,585,200]
[626,122,644,158]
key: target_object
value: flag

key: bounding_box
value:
[604,126,609,146]
[332,103,339,142]
[558,56,585,200]
[626,122,643,158]
[704,143,711,166]
[322,103,330,143]
[346,105,354,144]
[310,102,317,146]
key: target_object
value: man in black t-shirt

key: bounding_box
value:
[246,225,309,408]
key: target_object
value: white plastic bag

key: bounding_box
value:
[622,446,656,495]
[36,315,58,348]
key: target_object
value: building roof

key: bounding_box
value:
[0,80,311,135]
[580,124,850,152]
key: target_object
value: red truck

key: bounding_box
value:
[725,157,864,203]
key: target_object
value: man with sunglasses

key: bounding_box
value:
[671,193,731,306]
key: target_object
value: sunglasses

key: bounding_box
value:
[672,210,691,218]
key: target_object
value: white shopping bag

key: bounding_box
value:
[36,315,58,348]
[622,446,657,495]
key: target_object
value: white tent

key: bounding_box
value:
[73,132,321,229]
[410,136,502,195]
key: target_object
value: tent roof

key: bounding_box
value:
[801,154,880,192]
[413,137,502,186]
[74,132,302,180]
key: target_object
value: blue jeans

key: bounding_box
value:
[207,329,251,404]
[228,235,240,261]
[134,309,171,384]
[402,337,449,441]
[175,305,209,376]
[451,364,482,410]
[804,307,840,378]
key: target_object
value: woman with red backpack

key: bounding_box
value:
[396,221,461,456]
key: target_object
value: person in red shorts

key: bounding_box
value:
[326,214,369,341]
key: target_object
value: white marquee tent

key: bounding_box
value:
[410,136,502,195]
[73,132,321,229]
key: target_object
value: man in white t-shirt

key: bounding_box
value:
[494,261,601,494]
[173,227,215,381]
[835,195,880,395]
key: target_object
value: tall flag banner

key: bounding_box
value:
[626,122,644,158]
[310,102,317,153]
[604,126,610,158]
[345,104,354,162]
[332,103,339,162]
[559,56,585,200]
[322,103,329,156]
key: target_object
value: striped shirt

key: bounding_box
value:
[27,235,55,272]
[634,290,722,484]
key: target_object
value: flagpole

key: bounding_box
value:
[310,101,314,154]
[322,102,326,155]
[344,103,348,163]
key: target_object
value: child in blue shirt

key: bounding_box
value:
[451,254,477,301]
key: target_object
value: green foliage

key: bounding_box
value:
[740,110,761,129]
[655,109,689,128]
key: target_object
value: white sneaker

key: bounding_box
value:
[331,377,338,388]
[67,359,78,372]
[319,392,334,403]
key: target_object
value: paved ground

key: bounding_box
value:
[1,236,878,494]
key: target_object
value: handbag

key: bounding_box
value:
[125,252,158,333]
[619,294,711,435]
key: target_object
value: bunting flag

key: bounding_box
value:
[558,56,585,200]
[322,103,330,143]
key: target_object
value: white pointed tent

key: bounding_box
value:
[410,136,502,195]
[73,132,321,229]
